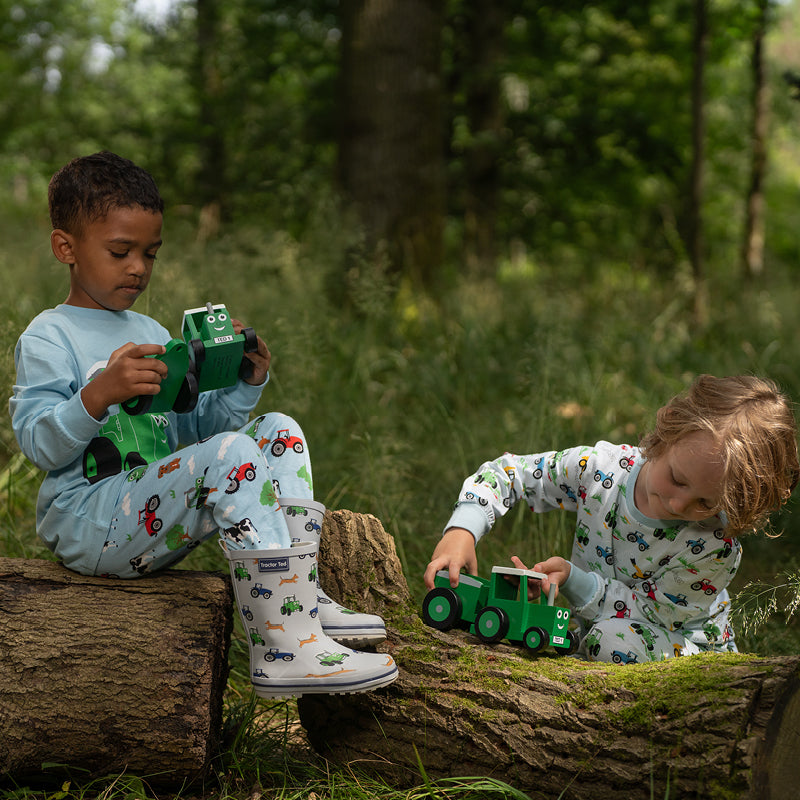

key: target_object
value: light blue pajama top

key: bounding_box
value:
[10,304,264,574]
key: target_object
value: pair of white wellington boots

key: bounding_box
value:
[222,498,397,699]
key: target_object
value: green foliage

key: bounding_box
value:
[3,0,799,272]
[732,569,800,640]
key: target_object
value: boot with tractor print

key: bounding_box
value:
[280,498,387,648]
[222,539,397,698]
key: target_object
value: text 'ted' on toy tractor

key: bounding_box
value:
[122,302,258,416]
[422,566,578,656]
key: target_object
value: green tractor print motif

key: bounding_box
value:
[281,594,303,615]
[249,627,265,646]
[316,650,349,667]
[185,470,215,509]
[84,409,170,485]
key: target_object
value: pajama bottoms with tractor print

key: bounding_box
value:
[95,412,312,578]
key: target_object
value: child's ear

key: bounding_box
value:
[51,229,75,265]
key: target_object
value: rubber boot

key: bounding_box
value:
[223,540,397,699]
[280,497,387,647]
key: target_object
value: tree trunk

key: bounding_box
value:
[0,558,232,786]
[337,0,445,286]
[195,0,226,228]
[452,0,508,277]
[741,0,770,280]
[688,0,709,327]
[302,510,800,800]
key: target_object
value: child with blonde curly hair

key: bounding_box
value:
[424,375,799,662]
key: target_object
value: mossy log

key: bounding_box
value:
[302,510,800,800]
[0,558,232,786]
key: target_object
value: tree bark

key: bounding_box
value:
[302,510,800,800]
[0,558,232,786]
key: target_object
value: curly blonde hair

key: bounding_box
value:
[639,375,799,535]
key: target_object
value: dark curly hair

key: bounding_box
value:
[48,151,163,234]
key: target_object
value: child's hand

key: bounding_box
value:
[423,527,478,589]
[81,342,167,420]
[509,554,571,601]
[233,319,271,385]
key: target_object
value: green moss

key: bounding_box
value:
[391,606,783,746]
[708,781,747,800]
[555,651,768,729]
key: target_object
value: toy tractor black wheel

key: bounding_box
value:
[172,370,199,413]
[242,327,258,352]
[555,630,580,657]
[121,394,153,416]
[523,626,548,654]
[190,339,206,372]
[474,606,510,644]
[422,588,462,631]
[238,328,259,380]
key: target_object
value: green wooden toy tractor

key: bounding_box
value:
[422,566,578,656]
[122,302,258,415]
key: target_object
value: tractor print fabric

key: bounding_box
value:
[96,413,313,578]
[448,441,740,661]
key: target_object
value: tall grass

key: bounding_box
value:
[2,205,800,798]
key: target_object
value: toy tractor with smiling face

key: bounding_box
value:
[422,566,578,656]
[122,302,258,416]
[182,302,259,392]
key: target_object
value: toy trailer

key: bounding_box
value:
[422,566,577,656]
[120,337,195,415]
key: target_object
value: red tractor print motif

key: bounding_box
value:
[226,462,257,494]
[268,429,304,458]
[691,579,718,595]
[138,494,163,536]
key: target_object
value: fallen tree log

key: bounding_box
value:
[302,510,800,800]
[0,558,232,786]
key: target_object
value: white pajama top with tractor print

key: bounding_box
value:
[444,441,740,655]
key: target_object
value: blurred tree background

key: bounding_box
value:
[2,0,800,622]
[3,0,798,285]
